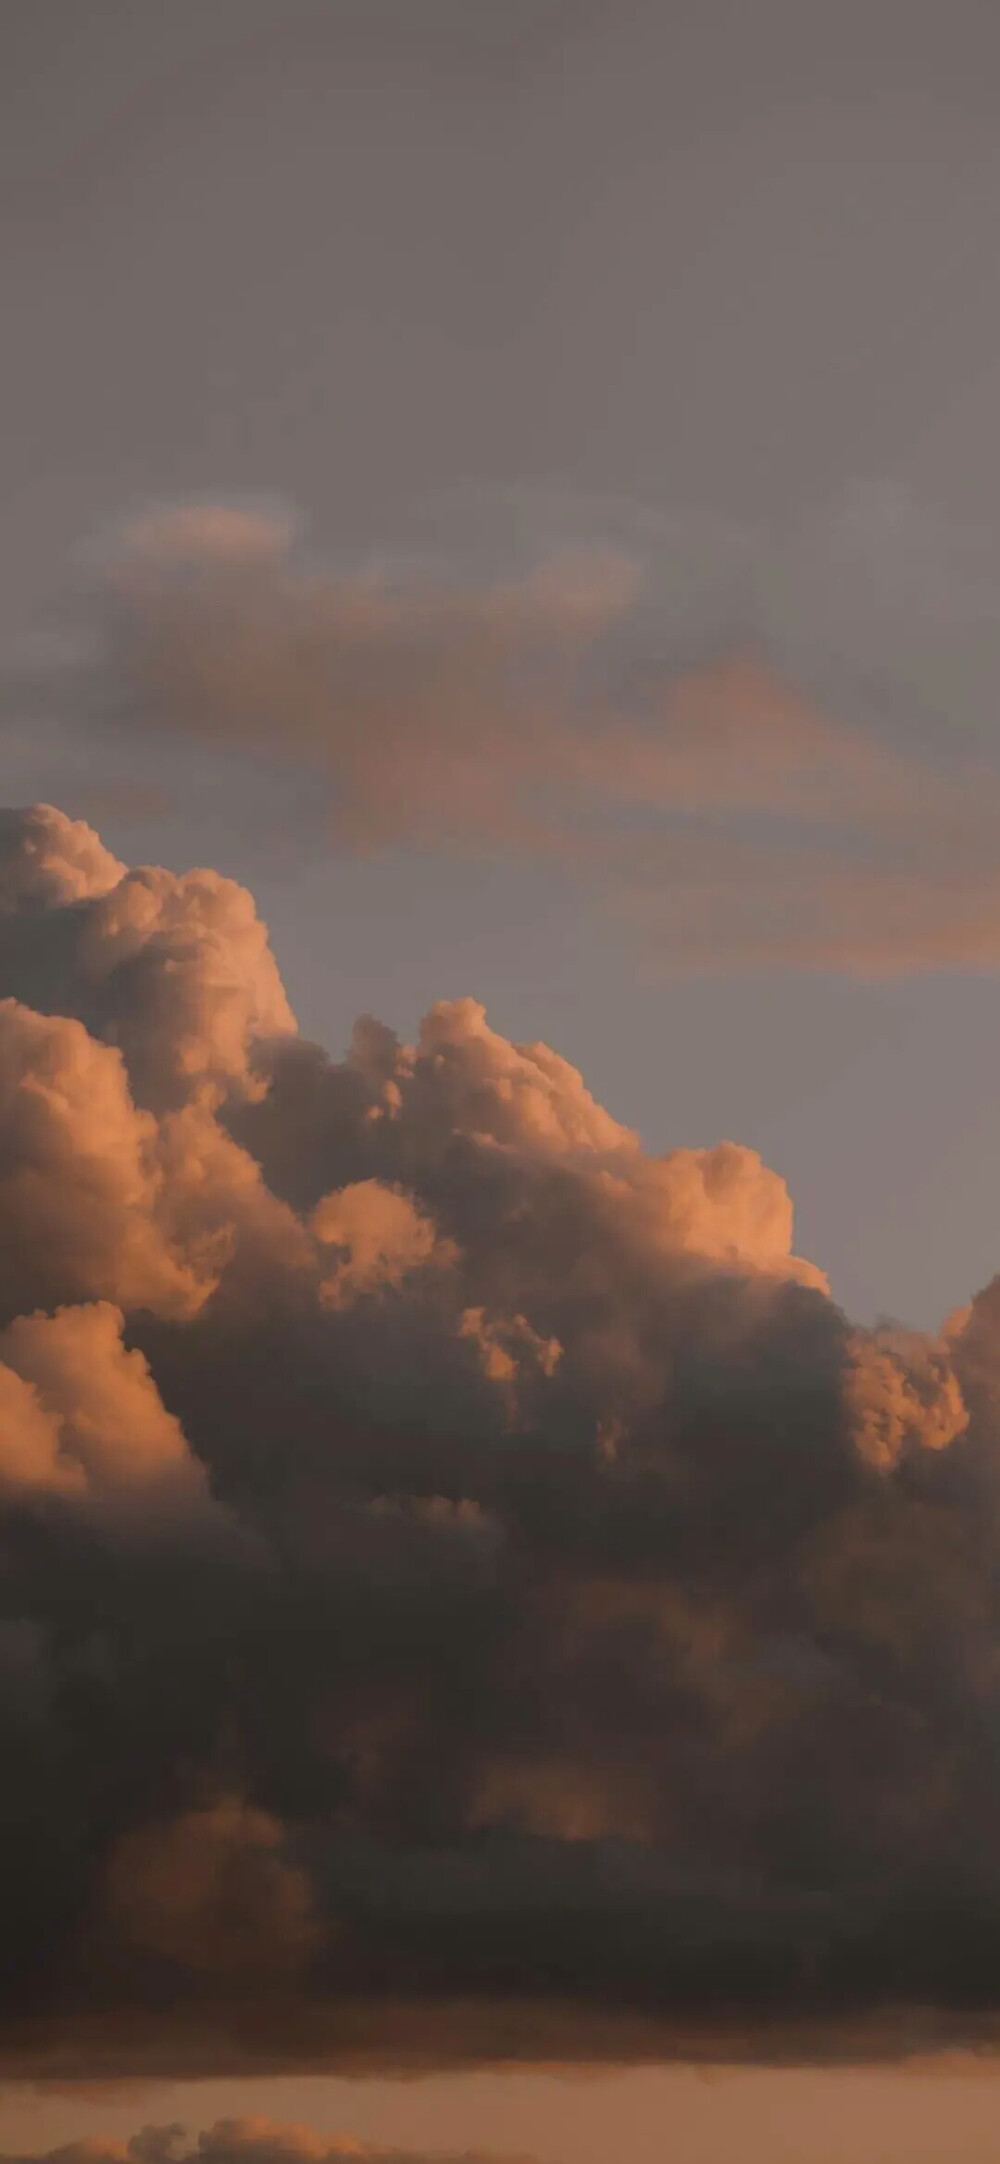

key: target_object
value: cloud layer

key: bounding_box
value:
[6,806,1000,2071]
[37,493,1000,972]
[1,2119,534,2164]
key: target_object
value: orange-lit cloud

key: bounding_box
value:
[1,804,1000,2071]
[0,2120,536,2164]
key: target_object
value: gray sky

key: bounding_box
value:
[6,0,1000,1330]
[11,10,1000,2157]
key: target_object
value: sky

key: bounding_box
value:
[7,0,1000,1327]
[9,2062,1000,2164]
[8,3,1000,2160]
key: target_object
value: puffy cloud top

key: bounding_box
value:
[0,1302,215,1526]
[0,807,997,2076]
[1,2122,534,2164]
[0,804,125,911]
[0,805,295,1111]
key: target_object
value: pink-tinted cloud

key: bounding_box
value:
[45,500,1000,971]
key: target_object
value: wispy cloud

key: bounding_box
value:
[17,489,1000,972]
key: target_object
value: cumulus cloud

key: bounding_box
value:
[843,1326,968,1471]
[0,1303,216,1528]
[0,804,295,1112]
[0,2122,534,2164]
[312,1182,454,1309]
[97,1802,317,1991]
[5,806,1000,2070]
[0,1000,213,1322]
[28,493,1000,971]
[0,804,124,910]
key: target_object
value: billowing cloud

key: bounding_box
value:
[0,999,211,1323]
[0,804,295,1112]
[0,2121,535,2164]
[0,1302,217,1529]
[5,806,1000,2072]
[97,1802,317,1991]
[312,1182,454,1310]
[31,494,1000,972]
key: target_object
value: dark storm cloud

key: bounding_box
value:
[4,806,1000,2072]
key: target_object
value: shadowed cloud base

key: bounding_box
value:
[4,806,1000,2074]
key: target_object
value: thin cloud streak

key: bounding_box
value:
[20,493,1000,973]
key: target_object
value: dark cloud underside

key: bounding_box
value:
[1,807,1000,2072]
